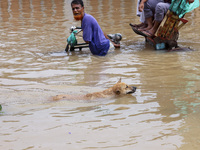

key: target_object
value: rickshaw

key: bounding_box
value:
[130,0,199,50]
[65,26,122,52]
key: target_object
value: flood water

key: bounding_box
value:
[0,0,200,149]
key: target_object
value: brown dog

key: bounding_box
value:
[52,79,136,101]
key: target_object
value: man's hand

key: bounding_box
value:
[139,3,144,12]
[112,42,120,48]
[138,0,148,12]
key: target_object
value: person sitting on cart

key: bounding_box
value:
[138,0,171,37]
[71,0,119,56]
[137,0,194,37]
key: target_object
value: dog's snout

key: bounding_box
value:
[132,86,137,92]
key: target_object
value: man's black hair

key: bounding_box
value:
[71,0,84,7]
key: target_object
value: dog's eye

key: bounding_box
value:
[126,85,128,88]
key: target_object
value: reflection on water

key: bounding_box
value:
[0,0,200,149]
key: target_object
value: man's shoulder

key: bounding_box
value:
[84,13,93,18]
[83,13,96,22]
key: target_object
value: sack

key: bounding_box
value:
[67,30,77,47]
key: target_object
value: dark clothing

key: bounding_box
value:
[144,0,171,22]
[155,2,171,22]
[164,0,171,3]
[144,0,164,18]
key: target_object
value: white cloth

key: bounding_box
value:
[109,41,115,51]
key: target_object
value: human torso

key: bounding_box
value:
[81,13,110,56]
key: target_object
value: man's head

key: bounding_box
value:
[71,0,84,21]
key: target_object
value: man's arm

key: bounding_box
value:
[104,33,120,48]
[139,0,148,12]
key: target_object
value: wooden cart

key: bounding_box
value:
[130,0,199,50]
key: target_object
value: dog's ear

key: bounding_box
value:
[117,78,121,83]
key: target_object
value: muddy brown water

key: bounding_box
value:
[0,0,200,149]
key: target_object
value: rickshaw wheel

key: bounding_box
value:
[166,31,179,49]
[70,46,75,51]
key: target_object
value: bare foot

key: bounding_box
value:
[131,23,147,29]
[138,25,153,31]
[148,28,157,36]
[142,30,154,37]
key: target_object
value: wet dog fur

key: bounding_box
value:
[52,79,136,101]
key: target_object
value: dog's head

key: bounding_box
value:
[112,78,136,95]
